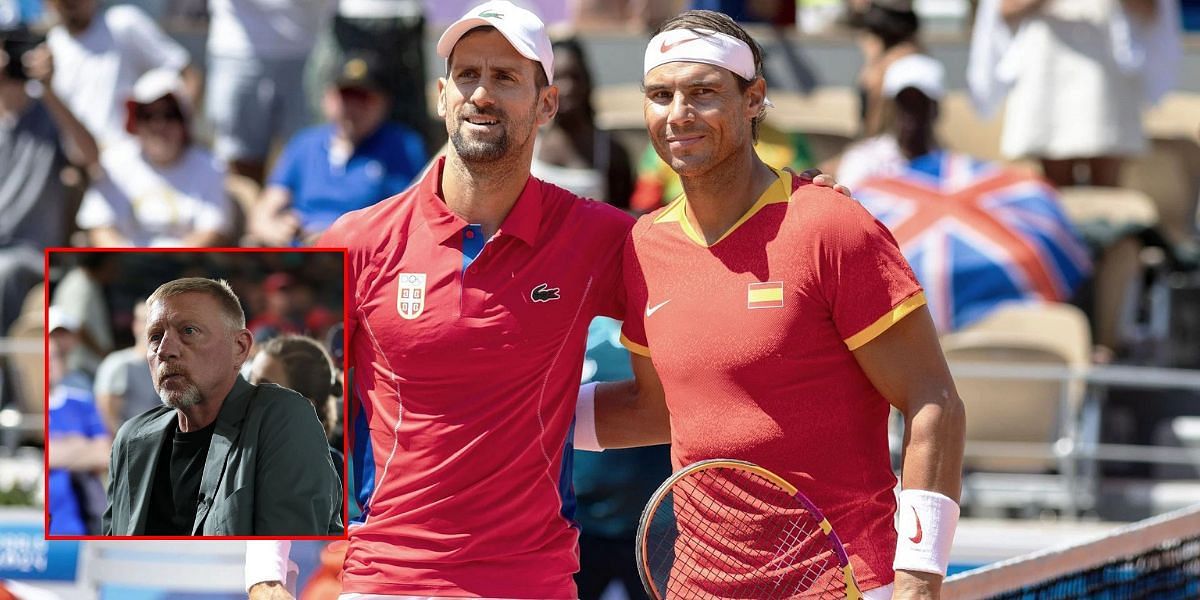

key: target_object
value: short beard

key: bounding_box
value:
[450,125,510,162]
[159,382,203,409]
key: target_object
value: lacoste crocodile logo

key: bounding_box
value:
[531,283,560,302]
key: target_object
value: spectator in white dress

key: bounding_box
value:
[968,0,1181,187]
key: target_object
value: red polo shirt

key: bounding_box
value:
[621,169,924,594]
[318,157,633,598]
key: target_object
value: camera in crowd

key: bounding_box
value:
[1,26,45,82]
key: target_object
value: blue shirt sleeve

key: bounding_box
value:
[267,132,306,192]
[48,387,107,438]
[380,126,428,196]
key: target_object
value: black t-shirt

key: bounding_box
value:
[143,420,216,535]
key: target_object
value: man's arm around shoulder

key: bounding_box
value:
[581,354,671,451]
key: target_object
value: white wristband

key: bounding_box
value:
[573,382,604,452]
[245,540,298,593]
[893,489,959,576]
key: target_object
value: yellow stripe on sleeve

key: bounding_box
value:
[843,291,927,351]
[620,333,651,357]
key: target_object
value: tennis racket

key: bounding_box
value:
[635,459,862,599]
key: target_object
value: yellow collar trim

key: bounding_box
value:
[653,167,794,248]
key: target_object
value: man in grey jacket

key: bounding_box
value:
[103,277,342,536]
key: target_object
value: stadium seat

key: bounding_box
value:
[1119,137,1200,254]
[940,301,1098,518]
[1143,92,1200,143]
[936,90,1006,163]
[1057,186,1159,354]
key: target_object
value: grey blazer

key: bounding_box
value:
[103,376,344,536]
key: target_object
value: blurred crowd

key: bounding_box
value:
[0,0,1198,596]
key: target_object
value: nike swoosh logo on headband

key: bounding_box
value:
[660,37,700,53]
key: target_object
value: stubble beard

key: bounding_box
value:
[450,123,511,163]
[157,372,203,409]
[449,97,538,165]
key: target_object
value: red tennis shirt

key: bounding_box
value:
[621,168,926,593]
[318,157,633,598]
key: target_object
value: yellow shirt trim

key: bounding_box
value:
[620,333,651,357]
[653,167,794,248]
[843,291,927,351]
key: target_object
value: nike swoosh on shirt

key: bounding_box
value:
[645,299,670,317]
[909,507,924,544]
[660,37,699,54]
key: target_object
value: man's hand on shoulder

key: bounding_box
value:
[248,581,294,600]
[793,168,854,198]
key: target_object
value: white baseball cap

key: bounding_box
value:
[882,54,945,101]
[436,1,554,84]
[124,68,193,134]
[47,306,79,333]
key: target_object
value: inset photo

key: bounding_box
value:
[44,249,347,539]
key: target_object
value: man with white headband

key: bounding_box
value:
[583,9,966,600]
[244,3,853,600]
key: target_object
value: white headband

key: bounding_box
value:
[644,28,757,81]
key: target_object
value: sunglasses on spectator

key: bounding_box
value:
[337,87,378,102]
[135,107,184,123]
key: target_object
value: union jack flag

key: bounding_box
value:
[855,151,1092,332]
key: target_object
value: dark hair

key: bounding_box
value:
[862,4,920,50]
[651,10,766,141]
[259,335,339,436]
[448,26,550,89]
[551,36,595,119]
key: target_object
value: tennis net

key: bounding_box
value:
[944,504,1200,599]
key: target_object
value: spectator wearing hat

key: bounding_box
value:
[45,0,199,148]
[837,53,944,189]
[75,68,232,248]
[46,306,112,535]
[0,25,97,333]
[306,0,432,146]
[249,52,427,247]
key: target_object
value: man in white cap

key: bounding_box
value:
[46,306,111,535]
[584,9,965,600]
[245,3,850,599]
[246,2,617,598]
[75,68,232,247]
[837,52,946,189]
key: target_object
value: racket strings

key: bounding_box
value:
[644,467,849,599]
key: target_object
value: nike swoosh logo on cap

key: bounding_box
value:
[645,299,670,317]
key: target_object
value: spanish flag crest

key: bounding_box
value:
[747,281,784,309]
